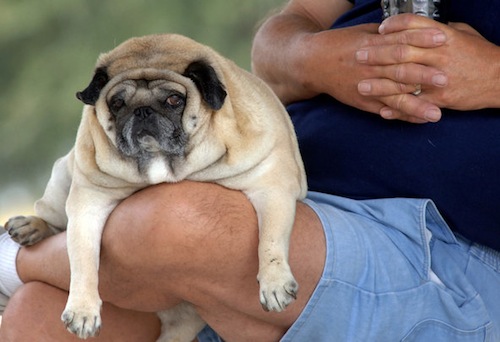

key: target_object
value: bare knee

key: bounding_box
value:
[103,181,254,264]
[1,282,65,341]
[2,282,50,324]
[1,282,161,341]
[99,181,258,309]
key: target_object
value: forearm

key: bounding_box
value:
[251,0,353,104]
[252,13,320,104]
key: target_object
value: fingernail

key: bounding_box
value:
[356,50,368,63]
[379,23,386,34]
[433,32,446,45]
[432,73,448,87]
[358,81,372,94]
[424,108,441,122]
[380,108,394,119]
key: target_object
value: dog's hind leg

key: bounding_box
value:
[157,302,205,342]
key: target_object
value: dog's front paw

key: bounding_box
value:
[61,300,102,339]
[258,263,298,312]
[4,215,52,246]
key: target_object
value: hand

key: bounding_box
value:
[295,23,438,121]
[357,14,500,123]
[295,22,446,123]
[252,2,439,121]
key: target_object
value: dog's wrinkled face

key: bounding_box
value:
[76,44,228,173]
[106,78,188,162]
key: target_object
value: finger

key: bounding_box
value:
[358,78,416,97]
[379,13,446,34]
[366,27,447,48]
[379,107,430,124]
[356,43,446,66]
[357,66,447,97]
[380,94,442,122]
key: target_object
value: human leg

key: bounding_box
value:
[0,282,161,342]
[1,181,325,341]
[1,214,161,341]
[97,181,325,341]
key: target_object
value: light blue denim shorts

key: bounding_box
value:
[198,192,500,341]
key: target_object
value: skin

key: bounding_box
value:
[1,282,161,342]
[2,1,500,341]
[251,0,500,123]
[0,182,325,341]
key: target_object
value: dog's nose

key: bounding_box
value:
[134,106,154,119]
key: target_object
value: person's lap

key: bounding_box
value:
[3,182,500,341]
[2,281,161,342]
[280,192,500,341]
[0,181,326,342]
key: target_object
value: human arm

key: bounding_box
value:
[251,0,354,104]
[252,0,449,123]
[357,14,500,116]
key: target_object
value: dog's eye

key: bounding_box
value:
[165,94,185,108]
[110,98,125,112]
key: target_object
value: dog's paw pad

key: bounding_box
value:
[4,215,48,246]
[61,308,102,339]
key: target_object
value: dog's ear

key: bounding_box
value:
[183,61,227,110]
[76,67,109,105]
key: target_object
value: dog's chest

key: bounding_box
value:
[145,157,177,184]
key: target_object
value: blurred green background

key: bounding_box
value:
[0,0,284,220]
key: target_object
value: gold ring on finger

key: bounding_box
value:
[412,84,422,96]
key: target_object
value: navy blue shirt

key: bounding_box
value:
[289,0,500,250]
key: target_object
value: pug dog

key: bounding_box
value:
[4,34,307,341]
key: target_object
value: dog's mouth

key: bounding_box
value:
[115,117,187,160]
[137,132,162,153]
[134,122,187,153]
[110,91,189,160]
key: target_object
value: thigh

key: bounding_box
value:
[99,181,326,342]
[0,282,161,342]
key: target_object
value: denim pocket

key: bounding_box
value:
[403,319,491,342]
